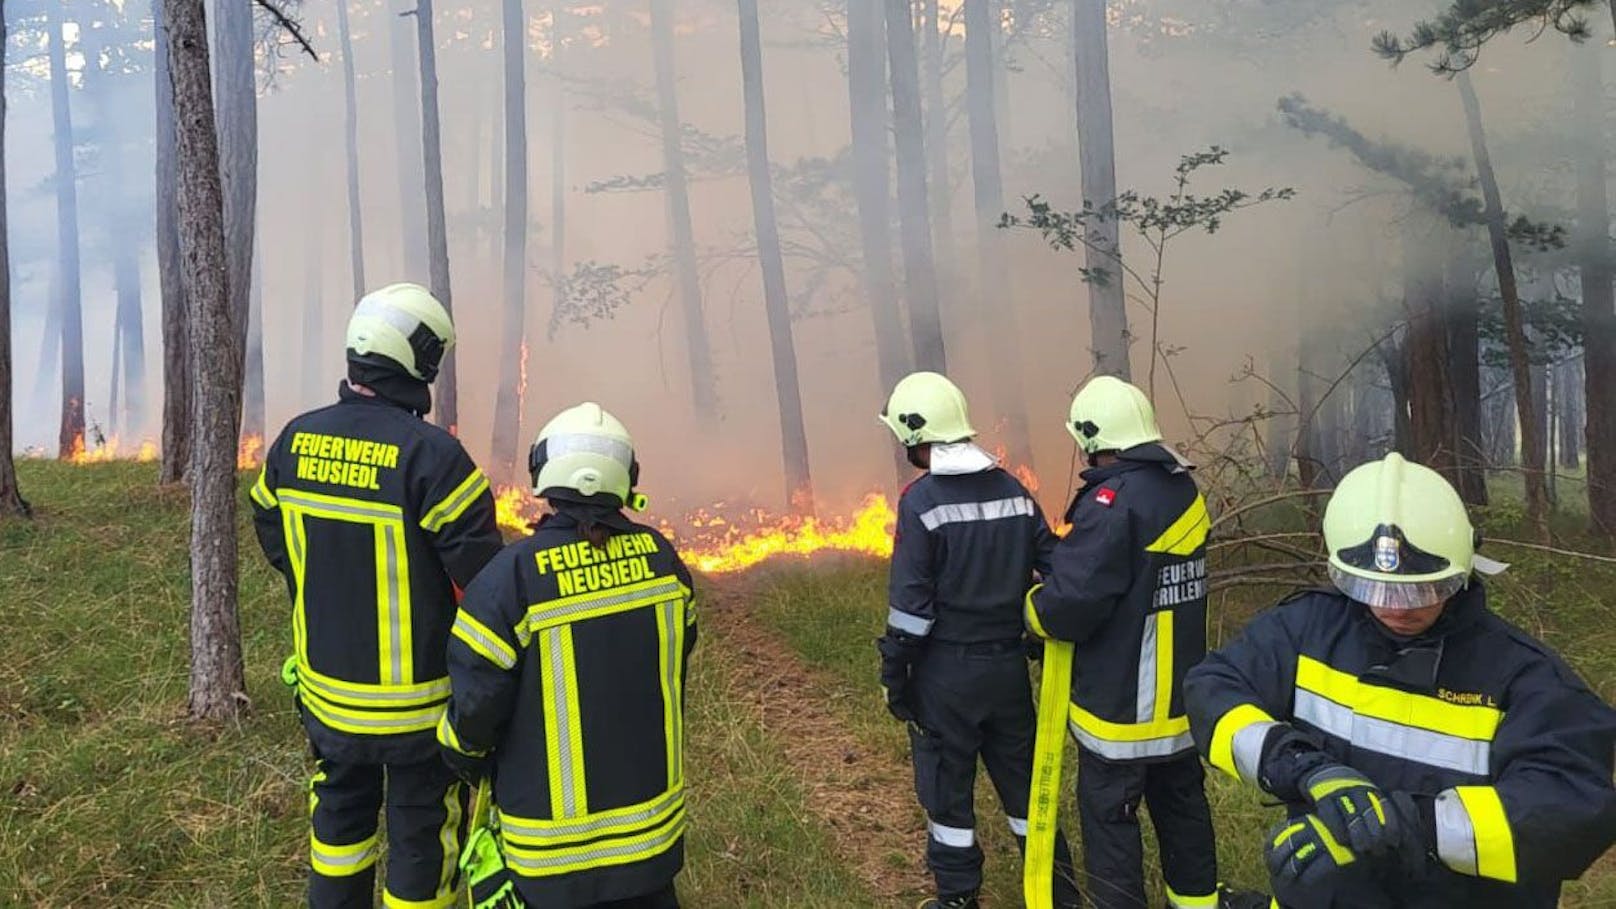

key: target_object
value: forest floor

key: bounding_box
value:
[1,462,1614,907]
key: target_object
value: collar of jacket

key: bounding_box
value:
[929,442,997,476]
[538,499,636,534]
[338,379,428,416]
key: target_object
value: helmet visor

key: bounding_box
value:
[1328,565,1466,611]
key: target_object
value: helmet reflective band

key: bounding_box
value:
[1067,376,1162,454]
[530,403,637,506]
[879,371,976,446]
[1323,453,1475,611]
[346,283,455,381]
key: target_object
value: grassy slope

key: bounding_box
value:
[0,462,866,907]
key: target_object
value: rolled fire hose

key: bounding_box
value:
[1023,638,1074,909]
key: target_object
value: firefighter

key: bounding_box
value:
[437,402,696,909]
[250,283,503,908]
[877,371,1081,909]
[1025,376,1252,909]
[1185,453,1616,908]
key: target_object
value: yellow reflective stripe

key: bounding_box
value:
[1024,584,1052,640]
[310,831,380,877]
[1145,494,1210,555]
[373,521,413,685]
[1164,885,1219,909]
[278,488,403,521]
[502,788,684,844]
[503,807,685,877]
[1153,611,1174,723]
[251,470,277,508]
[540,625,588,818]
[656,600,686,789]
[1069,703,1191,742]
[526,576,684,631]
[301,688,444,736]
[285,509,309,660]
[453,610,518,670]
[1208,703,1276,781]
[1296,656,1502,740]
[1458,786,1517,883]
[382,891,456,909]
[436,712,485,757]
[681,583,697,626]
[295,663,449,708]
[421,468,490,532]
[436,779,465,895]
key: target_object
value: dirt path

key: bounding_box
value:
[704,575,932,904]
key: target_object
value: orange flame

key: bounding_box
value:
[65,435,161,464]
[495,485,534,535]
[238,435,266,470]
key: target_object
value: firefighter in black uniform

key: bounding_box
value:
[1185,452,1616,908]
[877,371,1080,909]
[437,402,696,909]
[251,282,503,909]
[1026,376,1248,909]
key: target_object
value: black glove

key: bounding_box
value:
[1301,764,1397,857]
[441,747,491,786]
[877,630,924,723]
[1023,634,1045,663]
[1256,725,1336,801]
[1266,813,1356,906]
[1377,790,1436,876]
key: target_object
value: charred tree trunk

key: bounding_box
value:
[1382,336,1414,458]
[156,0,190,484]
[1572,41,1616,534]
[47,3,85,459]
[1072,0,1129,379]
[649,0,717,422]
[1445,246,1487,505]
[738,0,813,510]
[1403,226,1458,481]
[113,242,147,434]
[488,0,529,481]
[415,0,458,430]
[963,0,1033,469]
[549,2,566,333]
[921,0,958,334]
[1458,71,1548,535]
[338,0,366,299]
[214,0,257,441]
[884,0,946,374]
[392,8,428,282]
[0,4,27,518]
[850,0,910,407]
[166,0,247,722]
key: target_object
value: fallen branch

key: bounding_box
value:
[255,0,317,60]
[1211,489,1334,530]
[1486,538,1616,565]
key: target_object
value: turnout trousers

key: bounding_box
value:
[908,640,1080,905]
[307,757,471,909]
[1076,748,1218,909]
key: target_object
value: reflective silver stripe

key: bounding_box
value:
[927,821,975,848]
[503,788,684,841]
[547,627,581,818]
[1136,613,1158,723]
[300,694,443,730]
[661,600,683,784]
[917,496,1035,531]
[310,837,379,870]
[1068,722,1196,761]
[1294,690,1491,776]
[1007,816,1029,836]
[1434,788,1479,876]
[279,490,401,521]
[528,578,684,628]
[1231,720,1278,785]
[453,614,517,669]
[384,523,404,684]
[544,432,635,468]
[503,809,685,872]
[354,293,426,335]
[422,471,489,531]
[886,607,933,637]
[298,670,450,704]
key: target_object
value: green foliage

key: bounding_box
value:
[1373,0,1608,73]
[1478,293,1584,365]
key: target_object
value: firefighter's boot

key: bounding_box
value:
[916,894,979,909]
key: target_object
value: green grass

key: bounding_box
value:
[0,462,867,907]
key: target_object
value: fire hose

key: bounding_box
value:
[1023,637,1075,909]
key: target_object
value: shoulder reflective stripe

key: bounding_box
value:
[1007,816,1029,836]
[886,607,933,637]
[526,576,685,631]
[1067,705,1195,761]
[918,496,1035,531]
[502,788,684,843]
[1296,656,1502,740]
[251,471,277,508]
[1435,786,1517,883]
[453,611,518,670]
[1164,885,1219,909]
[421,468,490,532]
[927,821,975,848]
[296,663,449,706]
[1145,494,1211,555]
[278,489,403,521]
[503,808,685,877]
[1208,704,1277,784]
[540,626,588,819]
[310,831,380,877]
[436,712,485,757]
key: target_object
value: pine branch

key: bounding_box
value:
[254,0,316,60]
[1373,0,1603,73]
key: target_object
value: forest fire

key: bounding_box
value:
[65,435,159,464]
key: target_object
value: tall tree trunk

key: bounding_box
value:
[921,0,958,335]
[113,242,147,434]
[1072,0,1129,379]
[1403,219,1457,480]
[737,0,813,510]
[650,0,717,422]
[110,301,123,436]
[47,3,85,459]
[963,0,1033,469]
[1572,41,1616,534]
[988,0,1011,152]
[884,0,945,374]
[488,0,529,480]
[549,3,566,332]
[302,177,326,407]
[0,2,27,518]
[392,9,428,282]
[850,0,910,410]
[166,0,247,722]
[1445,244,1487,505]
[338,0,366,300]
[1382,338,1414,458]
[416,0,458,431]
[156,0,190,483]
[243,234,265,439]
[1559,359,1583,469]
[214,0,257,442]
[1458,71,1548,536]
[1297,334,1325,491]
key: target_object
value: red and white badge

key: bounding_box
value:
[1095,488,1116,507]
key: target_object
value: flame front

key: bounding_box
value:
[238,435,266,470]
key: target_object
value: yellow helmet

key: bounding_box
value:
[345,283,455,381]
[879,371,977,447]
[529,403,643,509]
[1067,375,1162,454]
[1323,453,1475,610]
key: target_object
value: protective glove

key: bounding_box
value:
[442,747,492,786]
[1301,764,1396,858]
[877,630,924,723]
[1377,790,1436,877]
[1266,813,1356,905]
